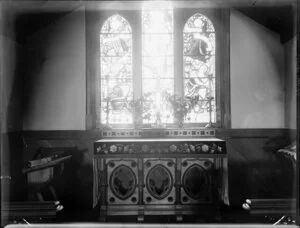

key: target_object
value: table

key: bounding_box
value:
[93,138,228,222]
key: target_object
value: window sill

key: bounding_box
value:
[97,128,217,138]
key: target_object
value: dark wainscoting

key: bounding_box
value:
[2,131,26,202]
[21,128,296,209]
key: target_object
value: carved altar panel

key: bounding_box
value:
[143,158,176,204]
[106,158,139,204]
[93,137,228,221]
[180,158,214,204]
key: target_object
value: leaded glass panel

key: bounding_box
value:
[184,78,215,100]
[183,56,215,78]
[100,78,133,124]
[142,78,173,124]
[101,57,132,79]
[142,10,174,124]
[142,34,173,56]
[101,15,132,34]
[100,79,132,100]
[100,15,133,125]
[183,13,215,33]
[100,34,132,57]
[183,33,215,56]
[100,101,132,124]
[142,57,174,79]
[98,11,217,128]
[183,13,216,124]
[184,100,215,123]
[142,10,173,33]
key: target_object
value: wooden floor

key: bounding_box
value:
[4,204,295,226]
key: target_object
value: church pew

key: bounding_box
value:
[242,198,296,225]
[2,201,63,225]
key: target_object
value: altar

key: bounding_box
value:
[93,129,228,222]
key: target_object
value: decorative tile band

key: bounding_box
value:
[95,141,225,155]
[101,129,215,138]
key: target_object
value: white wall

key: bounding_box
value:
[22,7,86,130]
[0,6,22,133]
[1,36,16,132]
[230,10,285,128]
[22,7,291,130]
[284,37,296,129]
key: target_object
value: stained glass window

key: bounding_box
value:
[98,11,218,128]
[183,13,216,124]
[142,10,174,124]
[100,15,133,125]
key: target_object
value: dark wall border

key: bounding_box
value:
[21,128,297,207]
[22,128,295,140]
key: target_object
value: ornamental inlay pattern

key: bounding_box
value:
[146,164,173,200]
[96,141,224,155]
[110,164,137,200]
[101,129,215,138]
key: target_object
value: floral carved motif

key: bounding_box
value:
[95,142,225,154]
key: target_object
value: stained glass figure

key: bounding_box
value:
[100,15,133,125]
[142,10,174,124]
[183,13,216,124]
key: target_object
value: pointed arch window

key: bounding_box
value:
[87,9,230,130]
[99,14,133,125]
[183,13,216,125]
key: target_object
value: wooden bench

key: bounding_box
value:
[2,201,63,225]
[242,198,296,225]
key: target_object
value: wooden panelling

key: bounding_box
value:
[22,134,95,210]
[1,201,63,226]
[2,131,26,202]
[216,128,293,139]
[21,128,296,208]
[226,137,296,203]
